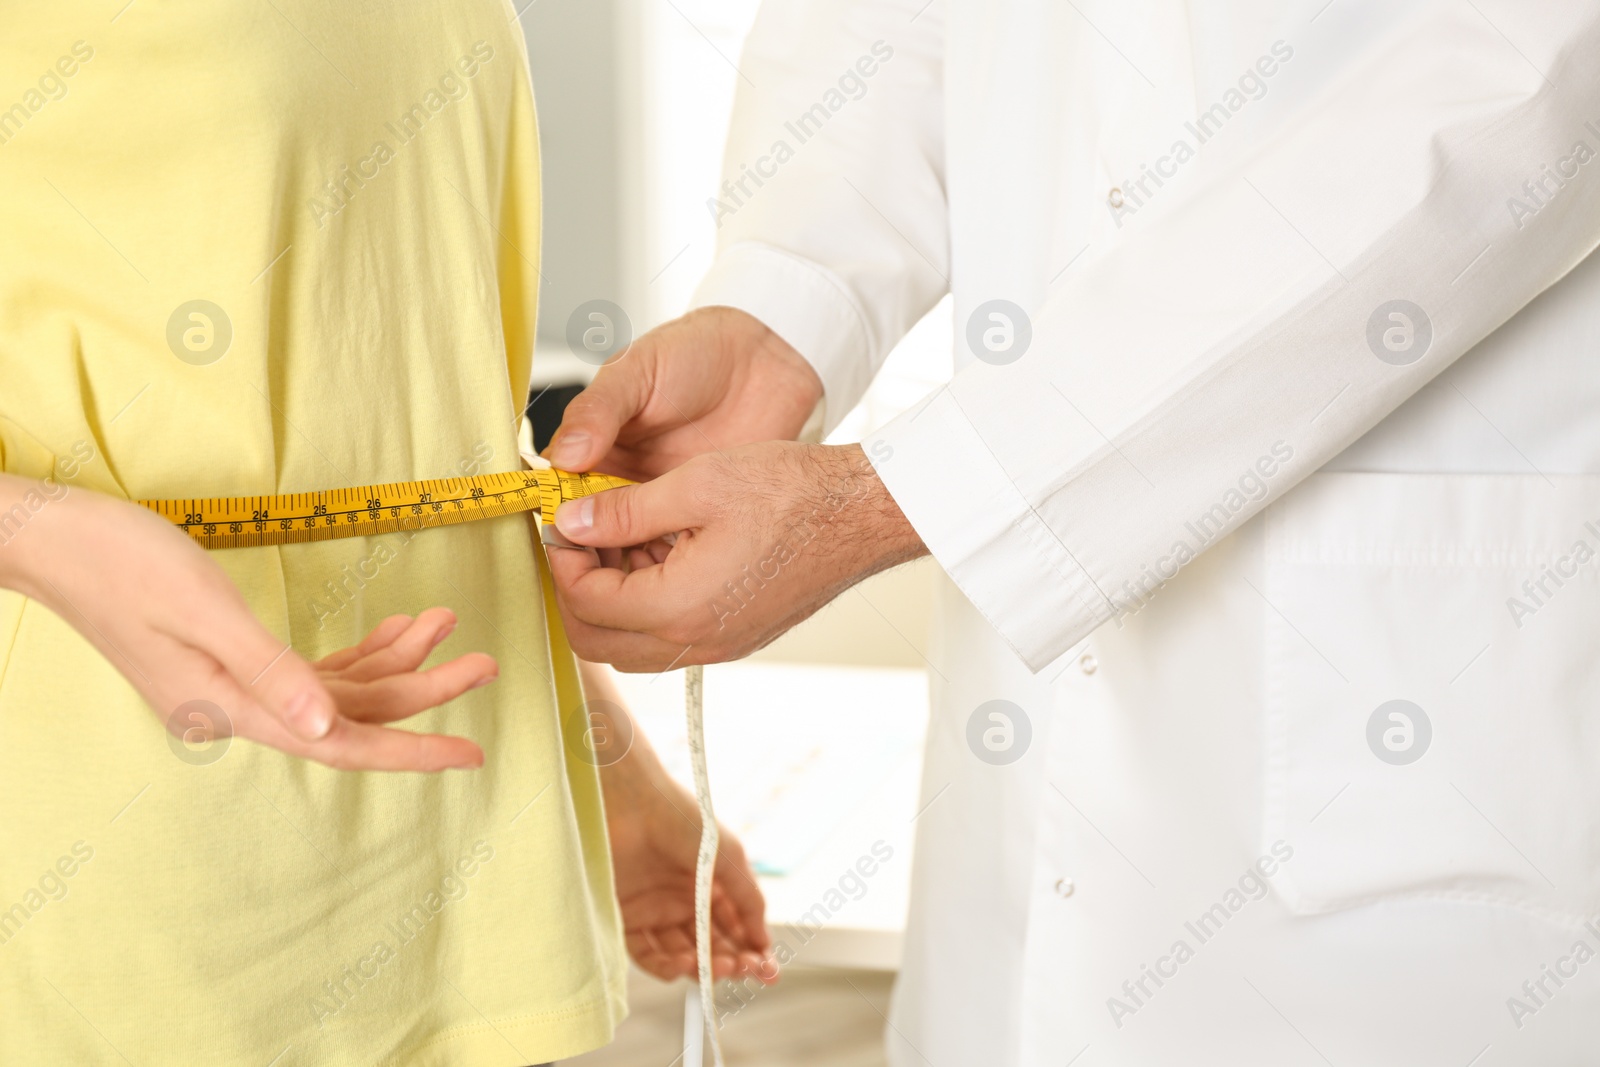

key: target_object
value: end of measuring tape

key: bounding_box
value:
[522,439,591,549]
[138,468,632,550]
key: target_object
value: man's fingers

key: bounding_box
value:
[552,611,700,672]
[549,551,702,635]
[553,474,699,549]
[545,552,704,668]
[547,364,649,470]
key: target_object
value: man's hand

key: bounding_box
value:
[546,306,823,479]
[546,442,926,671]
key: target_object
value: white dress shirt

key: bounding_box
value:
[692,1,1600,1063]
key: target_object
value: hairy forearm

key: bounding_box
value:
[547,436,929,669]
[742,443,929,606]
[811,443,927,580]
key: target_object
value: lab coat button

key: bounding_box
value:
[1054,877,1075,898]
[1079,652,1098,675]
[1107,187,1125,209]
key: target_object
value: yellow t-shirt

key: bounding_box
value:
[0,3,625,1064]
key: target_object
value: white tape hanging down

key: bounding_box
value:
[686,663,725,1067]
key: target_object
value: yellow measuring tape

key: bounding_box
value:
[136,468,631,549]
[139,464,729,1061]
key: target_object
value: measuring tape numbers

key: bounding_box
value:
[137,468,631,549]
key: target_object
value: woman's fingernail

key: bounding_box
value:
[286,692,332,739]
[550,432,590,469]
[555,496,594,537]
[472,673,498,689]
[431,619,457,648]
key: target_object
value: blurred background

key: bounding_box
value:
[514,2,954,1064]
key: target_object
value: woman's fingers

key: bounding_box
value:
[326,652,498,722]
[183,596,490,757]
[298,716,484,772]
[144,633,263,745]
[625,930,687,982]
[715,835,772,957]
[314,614,414,671]
[27,489,488,774]
[326,608,457,682]
[145,639,479,772]
[181,579,339,743]
[626,924,761,982]
[709,894,775,981]
[653,923,698,973]
[617,865,776,981]
[227,676,488,772]
[712,891,747,943]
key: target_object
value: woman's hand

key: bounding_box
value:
[579,659,777,984]
[0,475,493,771]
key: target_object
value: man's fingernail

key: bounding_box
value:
[555,496,594,537]
[431,619,457,648]
[550,432,590,469]
[286,692,332,739]
[472,673,498,689]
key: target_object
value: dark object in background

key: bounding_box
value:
[526,383,587,454]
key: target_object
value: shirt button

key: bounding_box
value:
[1054,877,1076,898]
[1079,652,1098,676]
[1107,187,1125,209]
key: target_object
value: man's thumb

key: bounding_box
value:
[553,476,694,548]
[548,376,636,470]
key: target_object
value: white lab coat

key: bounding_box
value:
[691,1,1600,1062]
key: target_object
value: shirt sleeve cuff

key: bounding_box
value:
[690,241,877,437]
[867,388,1115,673]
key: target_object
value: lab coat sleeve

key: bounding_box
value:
[688,0,948,433]
[869,5,1600,671]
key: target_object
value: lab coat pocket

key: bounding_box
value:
[1262,471,1600,922]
